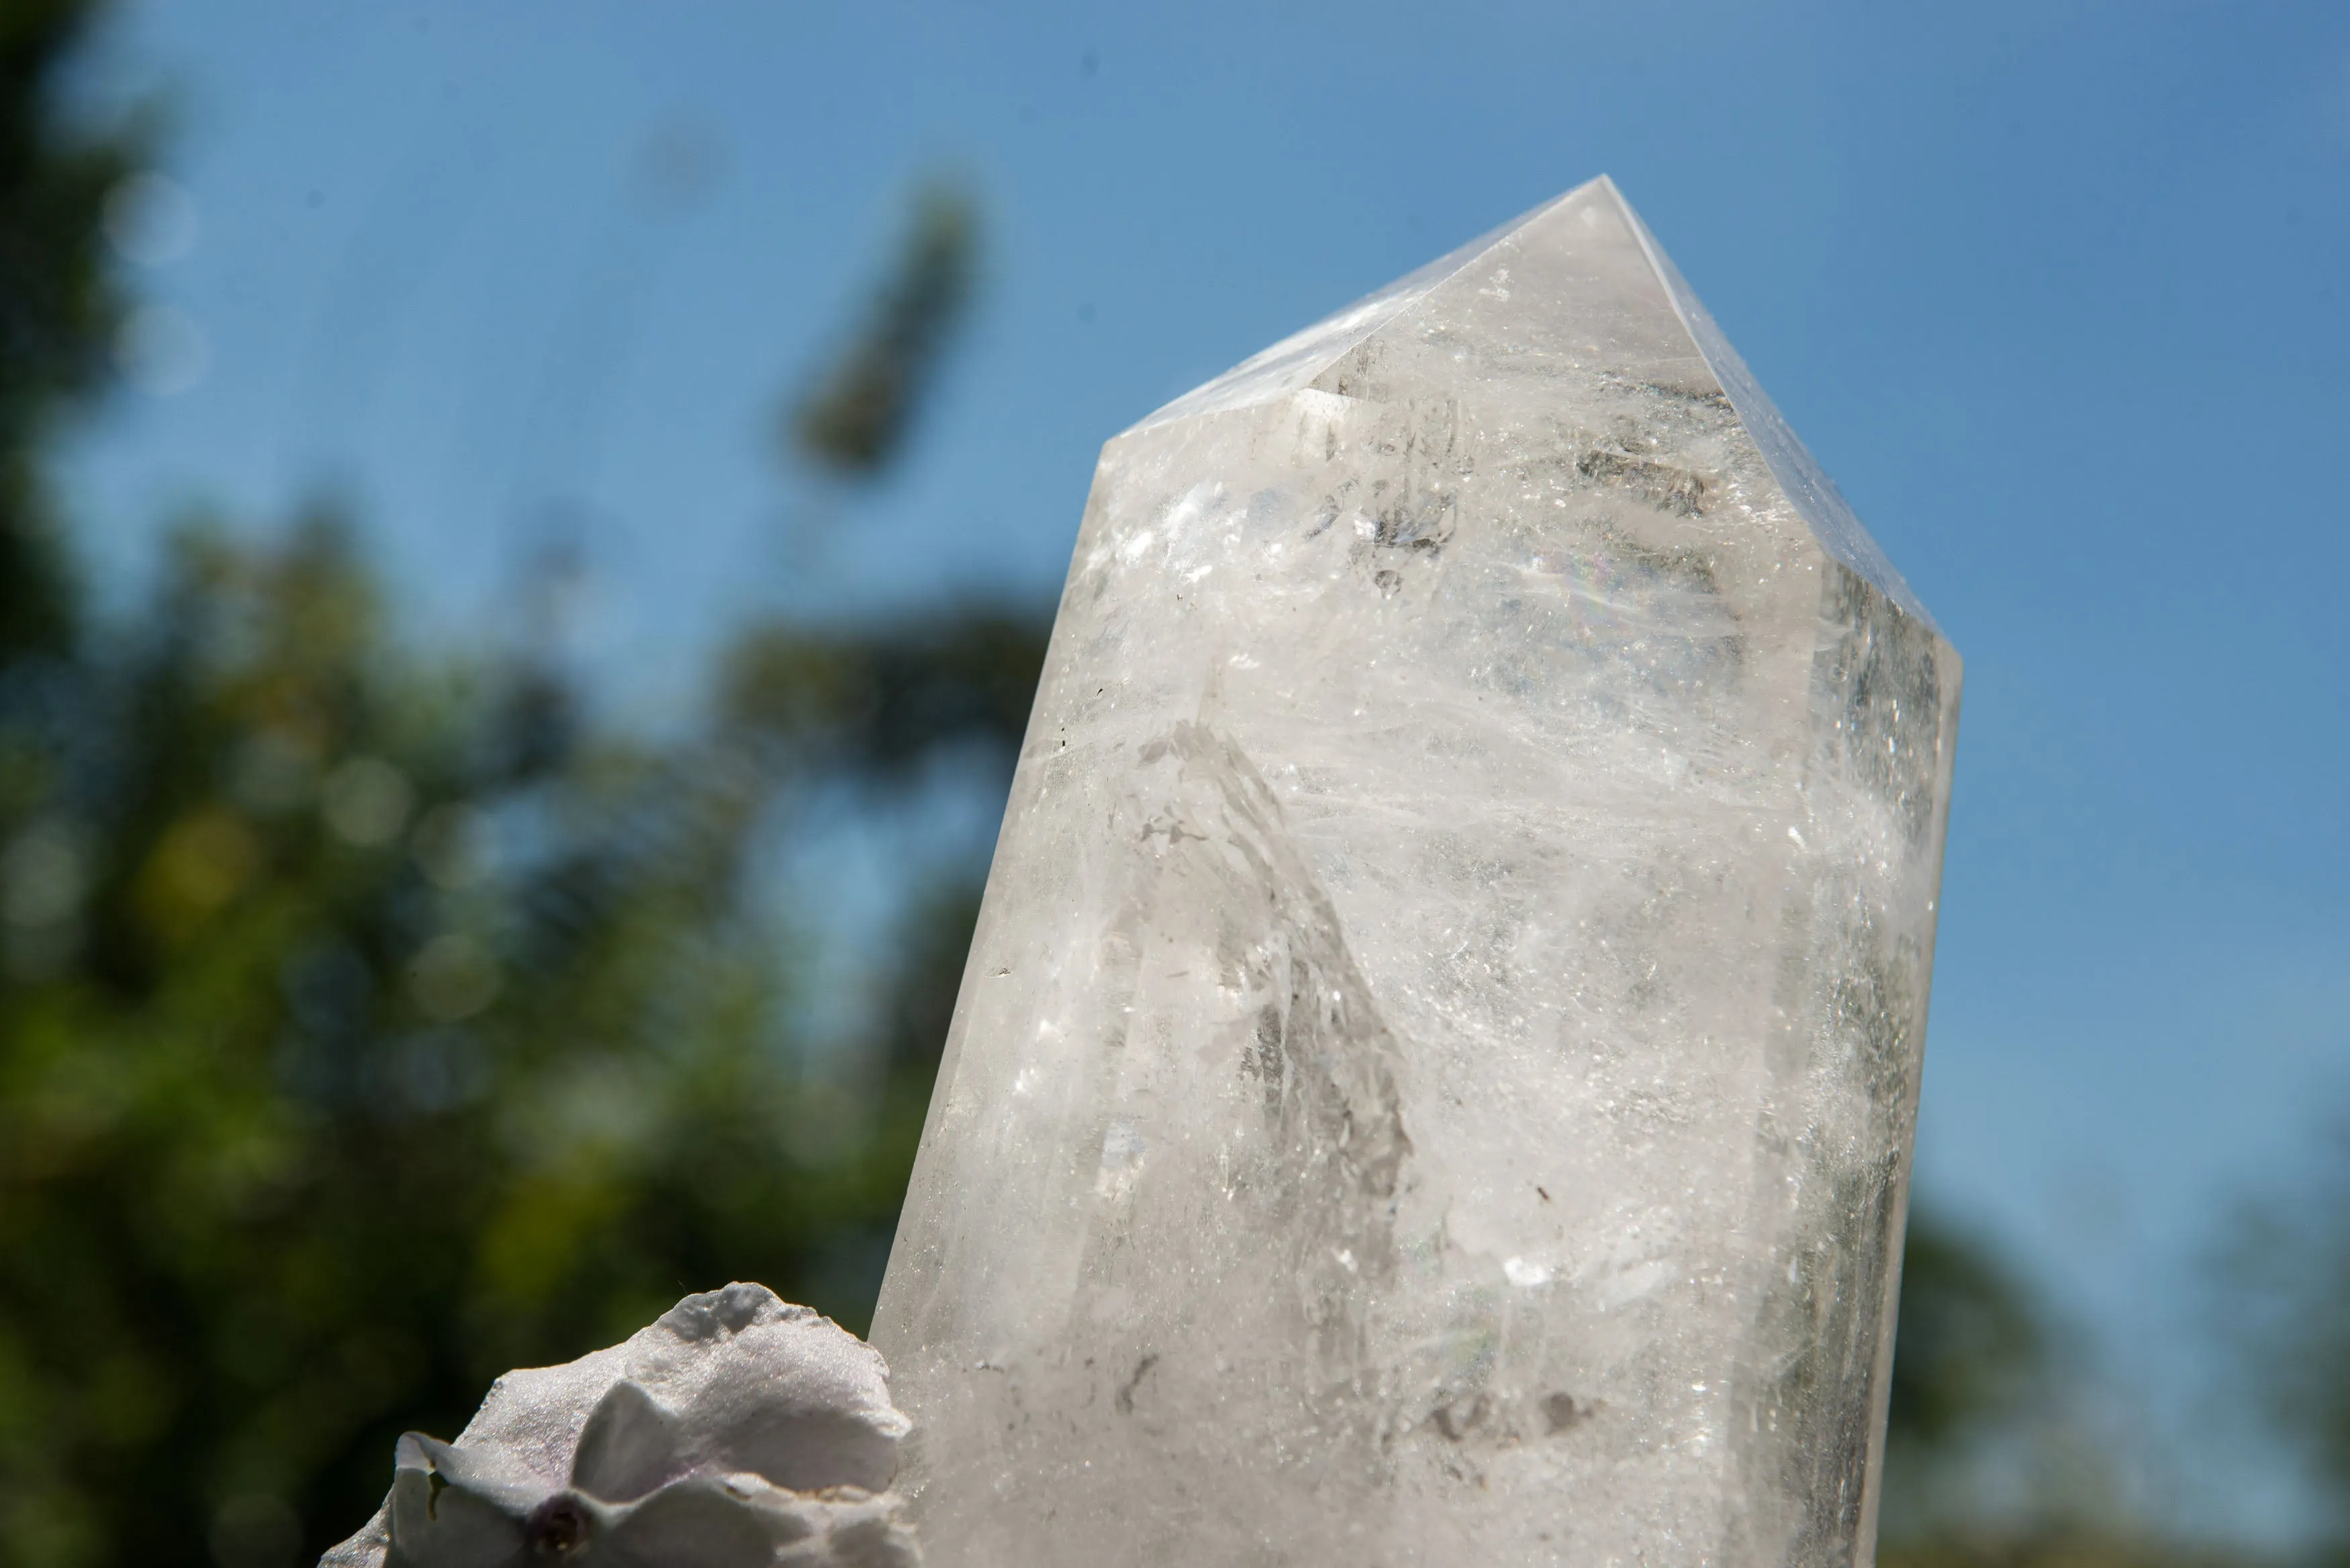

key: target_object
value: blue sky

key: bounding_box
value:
[66,0,2350,1542]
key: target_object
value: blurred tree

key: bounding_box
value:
[2228,1116,2350,1564]
[0,7,1045,1565]
[1877,1212,2257,1568]
[0,0,136,656]
[1886,1210,2046,1475]
[1879,1210,2061,1561]
[0,518,1042,1568]
[789,180,978,477]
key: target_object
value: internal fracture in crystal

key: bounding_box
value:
[873,176,1961,1568]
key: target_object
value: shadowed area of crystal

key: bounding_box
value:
[320,1283,921,1568]
[874,177,1959,1567]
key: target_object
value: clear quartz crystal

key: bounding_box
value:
[872,176,1959,1568]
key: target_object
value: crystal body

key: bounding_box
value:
[872,177,1959,1567]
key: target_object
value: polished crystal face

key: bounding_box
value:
[874,177,1959,1568]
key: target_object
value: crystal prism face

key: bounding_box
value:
[873,177,1959,1568]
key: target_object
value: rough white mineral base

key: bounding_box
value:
[321,1283,920,1568]
[871,176,1961,1567]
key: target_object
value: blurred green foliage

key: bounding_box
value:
[2226,1118,2350,1563]
[790,181,978,477]
[0,0,138,657]
[0,5,1041,1563]
[1887,1216,2044,1453]
[0,6,2337,1568]
[0,508,1045,1565]
[1877,1214,2169,1568]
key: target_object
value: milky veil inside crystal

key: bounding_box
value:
[872,177,1960,1568]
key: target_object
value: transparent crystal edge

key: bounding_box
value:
[1604,177,1944,639]
[1126,179,1607,436]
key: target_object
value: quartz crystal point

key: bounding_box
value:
[872,176,1959,1567]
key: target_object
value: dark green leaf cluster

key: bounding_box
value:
[1888,1212,2045,1451]
[0,0,140,657]
[0,511,1044,1566]
[1877,1214,2286,1568]
[790,183,978,477]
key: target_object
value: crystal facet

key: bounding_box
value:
[873,177,1959,1567]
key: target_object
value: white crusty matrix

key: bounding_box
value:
[323,1284,921,1568]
